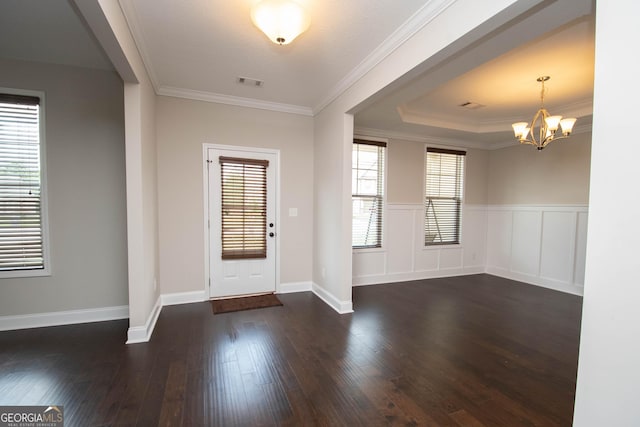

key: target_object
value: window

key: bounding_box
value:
[424,147,465,245]
[0,92,49,276]
[219,156,268,259]
[352,140,385,248]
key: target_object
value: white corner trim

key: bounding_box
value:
[0,305,129,332]
[126,295,161,344]
[161,290,206,306]
[313,0,457,114]
[157,86,313,116]
[278,281,313,294]
[311,283,353,314]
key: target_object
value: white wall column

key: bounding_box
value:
[573,1,640,425]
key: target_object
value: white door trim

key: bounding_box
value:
[202,143,281,299]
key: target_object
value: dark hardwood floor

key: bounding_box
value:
[0,274,582,426]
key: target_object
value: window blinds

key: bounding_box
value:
[425,147,465,245]
[219,156,269,260]
[352,140,385,248]
[0,94,44,271]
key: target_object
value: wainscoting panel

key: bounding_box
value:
[354,204,588,295]
[485,205,588,295]
[511,210,543,277]
[486,210,512,272]
[386,207,415,274]
[352,250,386,278]
[414,249,440,273]
[440,248,464,270]
[462,207,488,267]
[540,211,577,284]
[353,204,486,286]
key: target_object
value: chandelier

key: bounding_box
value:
[251,0,310,45]
[512,76,577,150]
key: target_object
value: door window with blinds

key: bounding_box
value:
[352,140,385,249]
[424,147,465,245]
[219,156,268,259]
[0,92,49,277]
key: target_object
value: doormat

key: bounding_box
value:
[211,293,283,314]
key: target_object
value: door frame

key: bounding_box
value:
[202,143,281,298]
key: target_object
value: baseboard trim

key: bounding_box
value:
[311,282,353,314]
[485,267,584,296]
[353,266,485,286]
[278,281,313,294]
[0,305,129,332]
[126,296,161,344]
[161,290,206,306]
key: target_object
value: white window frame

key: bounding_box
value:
[423,145,466,248]
[352,139,387,251]
[0,87,51,278]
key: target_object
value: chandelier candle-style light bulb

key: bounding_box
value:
[512,76,578,150]
[560,117,577,136]
[251,0,310,45]
[512,122,529,140]
[545,115,562,132]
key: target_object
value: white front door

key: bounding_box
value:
[208,147,277,298]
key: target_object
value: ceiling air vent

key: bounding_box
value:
[237,76,264,87]
[459,101,485,110]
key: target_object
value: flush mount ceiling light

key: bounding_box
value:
[512,76,577,150]
[251,0,310,45]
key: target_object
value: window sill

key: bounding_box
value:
[422,243,462,251]
[352,247,385,254]
[0,268,51,279]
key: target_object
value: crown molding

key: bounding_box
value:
[118,0,160,92]
[119,0,312,117]
[356,120,592,152]
[312,0,457,115]
[398,98,594,134]
[354,126,486,150]
[486,139,523,150]
[353,134,389,144]
[157,86,314,116]
[119,0,457,117]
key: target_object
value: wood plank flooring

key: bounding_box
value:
[0,274,582,426]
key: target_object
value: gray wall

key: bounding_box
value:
[156,96,314,295]
[488,132,592,205]
[0,59,128,316]
[384,133,590,208]
[386,138,489,205]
